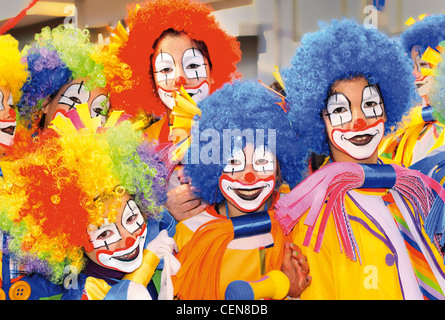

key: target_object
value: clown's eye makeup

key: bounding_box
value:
[326,93,352,127]
[182,48,207,80]
[90,94,109,120]
[223,147,246,174]
[0,90,4,111]
[89,220,122,250]
[154,51,175,84]
[58,82,90,110]
[121,200,145,234]
[7,93,13,108]
[361,85,383,118]
[0,91,14,112]
[253,146,275,173]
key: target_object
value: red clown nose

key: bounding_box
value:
[125,237,136,248]
[244,172,256,183]
[353,118,367,131]
[174,76,187,87]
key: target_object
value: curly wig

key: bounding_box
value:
[400,14,445,56]
[183,80,304,205]
[429,49,445,123]
[17,25,129,128]
[0,34,28,104]
[283,19,418,159]
[0,120,167,284]
[111,0,242,117]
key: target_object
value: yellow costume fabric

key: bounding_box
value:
[379,106,445,167]
[293,157,445,300]
[173,205,291,300]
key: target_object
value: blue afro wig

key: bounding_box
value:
[18,45,72,127]
[283,19,418,158]
[183,80,304,205]
[400,14,445,56]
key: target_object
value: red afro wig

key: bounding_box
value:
[111,0,242,117]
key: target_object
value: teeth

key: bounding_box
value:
[236,188,262,196]
[115,247,138,261]
[352,136,369,141]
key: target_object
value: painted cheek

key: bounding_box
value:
[84,242,94,253]
[9,108,16,119]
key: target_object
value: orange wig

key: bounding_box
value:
[111,0,242,117]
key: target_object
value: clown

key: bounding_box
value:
[111,0,242,223]
[17,25,131,133]
[379,14,445,166]
[0,109,179,300]
[401,14,445,102]
[112,0,241,140]
[0,35,28,178]
[408,45,445,252]
[172,80,311,300]
[278,19,445,300]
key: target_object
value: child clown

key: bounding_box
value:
[172,80,311,300]
[277,19,445,300]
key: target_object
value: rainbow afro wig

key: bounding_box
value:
[0,111,167,284]
[0,34,28,104]
[400,14,445,56]
[183,80,304,205]
[283,19,418,159]
[17,25,130,128]
[111,0,242,117]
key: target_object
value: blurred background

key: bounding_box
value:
[1,0,444,85]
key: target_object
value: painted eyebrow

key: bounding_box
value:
[123,200,144,231]
[78,81,84,94]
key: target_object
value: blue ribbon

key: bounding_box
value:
[231,211,271,239]
[360,164,397,189]
[421,105,435,123]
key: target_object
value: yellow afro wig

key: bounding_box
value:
[0,34,28,104]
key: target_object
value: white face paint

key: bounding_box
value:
[87,200,147,273]
[90,94,109,124]
[154,51,176,84]
[331,119,385,160]
[326,85,383,127]
[182,48,208,81]
[58,82,91,110]
[220,176,276,212]
[220,145,276,212]
[157,82,210,110]
[361,85,384,118]
[411,45,434,99]
[326,93,352,127]
[222,147,246,174]
[326,84,385,160]
[43,79,109,128]
[153,43,210,110]
[0,88,16,148]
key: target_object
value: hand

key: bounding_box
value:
[281,242,312,298]
[145,229,179,256]
[165,183,207,221]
